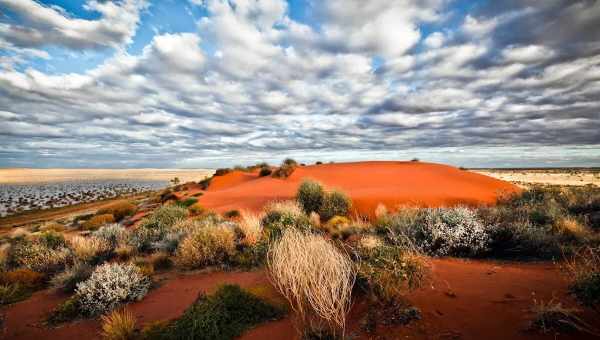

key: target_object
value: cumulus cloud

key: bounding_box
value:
[0,0,598,168]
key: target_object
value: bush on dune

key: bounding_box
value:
[97,201,137,221]
[0,268,44,288]
[101,308,137,340]
[93,224,130,248]
[261,201,312,241]
[272,158,298,179]
[319,190,352,222]
[68,235,112,263]
[8,238,71,273]
[130,205,188,252]
[75,262,150,316]
[267,229,356,337]
[297,180,324,215]
[51,262,93,293]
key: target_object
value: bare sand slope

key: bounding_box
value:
[0,169,213,184]
[197,161,520,217]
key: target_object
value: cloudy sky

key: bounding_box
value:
[0,0,599,169]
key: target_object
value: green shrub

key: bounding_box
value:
[259,166,272,177]
[357,245,428,302]
[198,177,212,190]
[0,283,31,305]
[261,210,311,242]
[38,230,67,249]
[297,180,324,214]
[9,238,70,273]
[143,205,188,230]
[272,159,298,179]
[166,284,284,340]
[319,191,351,221]
[570,273,600,309]
[224,210,240,218]
[215,168,232,176]
[179,197,198,208]
[47,296,81,324]
[51,262,93,293]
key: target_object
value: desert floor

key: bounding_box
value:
[473,169,600,187]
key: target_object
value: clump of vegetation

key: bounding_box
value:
[179,197,198,208]
[529,299,594,335]
[84,214,115,230]
[237,211,263,246]
[130,205,188,252]
[48,296,81,324]
[68,235,112,263]
[0,283,32,305]
[259,166,272,177]
[261,201,311,241]
[175,225,236,269]
[0,268,44,288]
[566,246,600,310]
[297,180,324,215]
[97,201,137,221]
[224,209,241,218]
[319,190,352,222]
[267,229,356,337]
[51,262,93,293]
[8,238,70,273]
[356,244,429,302]
[75,262,150,316]
[214,168,232,176]
[165,284,284,340]
[272,158,298,179]
[93,224,130,248]
[101,308,137,340]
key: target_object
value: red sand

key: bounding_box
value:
[3,260,598,340]
[196,161,520,217]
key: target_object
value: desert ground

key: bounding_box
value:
[473,168,600,187]
[1,160,599,340]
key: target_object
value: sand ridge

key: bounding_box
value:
[197,161,521,217]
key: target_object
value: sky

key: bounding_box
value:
[0,0,599,169]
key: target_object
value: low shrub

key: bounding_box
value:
[68,235,112,263]
[401,207,490,257]
[93,224,130,248]
[188,202,205,215]
[529,299,592,334]
[487,222,563,259]
[238,211,263,246]
[259,166,272,177]
[84,214,115,230]
[9,239,70,273]
[150,252,173,271]
[143,205,188,230]
[39,222,66,232]
[101,308,137,340]
[319,190,351,221]
[198,177,212,190]
[175,225,236,269]
[215,168,232,176]
[323,216,351,236]
[179,197,198,208]
[297,180,324,214]
[166,284,284,340]
[0,268,44,288]
[261,202,312,242]
[47,296,80,324]
[38,230,67,249]
[357,244,429,302]
[75,262,151,316]
[0,283,31,305]
[267,229,356,336]
[566,246,600,309]
[139,320,170,340]
[553,217,589,241]
[51,262,93,293]
[97,201,137,221]
[224,210,241,218]
[272,159,297,179]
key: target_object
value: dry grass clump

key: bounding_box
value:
[0,268,44,288]
[101,308,137,340]
[40,222,66,232]
[68,235,111,262]
[175,226,236,269]
[265,200,304,217]
[9,239,71,273]
[83,214,115,230]
[553,217,590,241]
[97,201,137,221]
[267,229,356,336]
[565,246,600,309]
[374,203,388,219]
[529,298,597,335]
[238,211,263,246]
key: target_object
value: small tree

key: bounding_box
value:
[170,177,180,186]
[296,180,324,214]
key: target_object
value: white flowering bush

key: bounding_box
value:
[93,224,129,247]
[75,262,150,316]
[416,207,490,257]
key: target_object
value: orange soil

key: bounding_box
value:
[195,161,520,217]
[3,260,598,340]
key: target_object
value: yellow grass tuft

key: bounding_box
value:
[238,210,263,246]
[101,308,137,340]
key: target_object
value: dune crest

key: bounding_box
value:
[197,161,520,217]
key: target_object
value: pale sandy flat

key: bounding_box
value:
[0,168,214,184]
[473,169,600,187]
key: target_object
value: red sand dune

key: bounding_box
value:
[196,161,520,217]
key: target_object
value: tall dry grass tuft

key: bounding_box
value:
[238,211,263,246]
[101,308,137,340]
[264,200,304,217]
[68,235,111,262]
[267,229,356,337]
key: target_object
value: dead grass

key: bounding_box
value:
[267,229,356,337]
[529,298,597,335]
[238,211,263,246]
[68,235,111,262]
